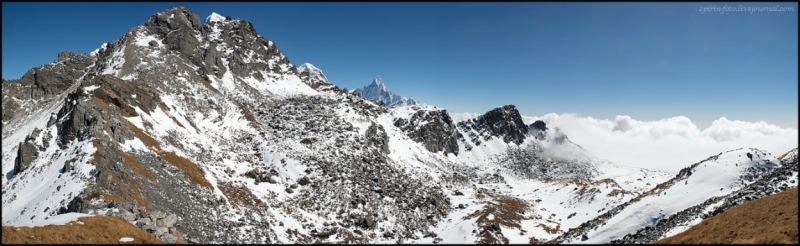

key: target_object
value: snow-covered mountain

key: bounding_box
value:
[2,6,796,244]
[354,77,419,107]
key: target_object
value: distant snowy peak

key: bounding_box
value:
[205,12,227,24]
[355,77,419,107]
[297,63,329,85]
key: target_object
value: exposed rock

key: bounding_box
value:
[120,209,136,222]
[365,122,390,154]
[154,226,169,237]
[530,120,548,131]
[161,233,178,244]
[244,168,273,183]
[13,141,39,175]
[394,107,460,156]
[297,176,310,186]
[457,104,528,145]
[157,213,178,227]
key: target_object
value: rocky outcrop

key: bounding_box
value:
[530,120,548,132]
[365,122,390,155]
[297,63,333,90]
[457,104,528,146]
[2,51,94,125]
[13,140,39,176]
[54,75,159,148]
[394,108,460,156]
[244,167,278,184]
[529,120,548,140]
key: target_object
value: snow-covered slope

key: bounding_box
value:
[554,147,795,244]
[354,77,419,107]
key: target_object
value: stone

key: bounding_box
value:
[297,176,310,186]
[154,226,169,237]
[121,210,136,222]
[162,214,178,227]
[142,224,158,233]
[139,217,153,226]
[161,233,177,244]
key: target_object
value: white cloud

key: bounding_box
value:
[521,113,798,174]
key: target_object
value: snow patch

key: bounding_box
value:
[205,12,226,24]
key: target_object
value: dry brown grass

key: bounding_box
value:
[1,215,164,244]
[92,139,151,212]
[536,221,561,234]
[632,182,674,203]
[466,190,532,244]
[562,178,632,198]
[217,181,265,209]
[607,189,634,197]
[124,119,212,188]
[94,97,111,109]
[158,104,185,128]
[656,188,798,244]
[117,149,158,181]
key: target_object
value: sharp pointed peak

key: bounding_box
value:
[372,76,384,87]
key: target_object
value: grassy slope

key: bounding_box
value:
[1,215,172,244]
[656,187,798,244]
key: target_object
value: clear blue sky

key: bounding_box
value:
[2,2,797,128]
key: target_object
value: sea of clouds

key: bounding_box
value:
[451,112,798,174]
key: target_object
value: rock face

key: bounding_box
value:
[365,122,390,155]
[530,120,547,132]
[13,141,38,175]
[529,120,548,140]
[2,51,95,126]
[394,108,461,156]
[457,104,529,146]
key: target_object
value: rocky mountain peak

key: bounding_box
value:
[457,104,529,145]
[355,77,419,107]
[371,76,386,88]
[205,12,228,24]
[297,63,331,89]
[144,6,202,32]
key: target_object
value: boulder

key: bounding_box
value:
[297,176,310,186]
[14,141,39,175]
[245,168,273,183]
[154,226,169,237]
[139,217,153,227]
[120,210,136,223]
[161,233,177,244]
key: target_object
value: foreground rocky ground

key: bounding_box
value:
[1,215,170,244]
